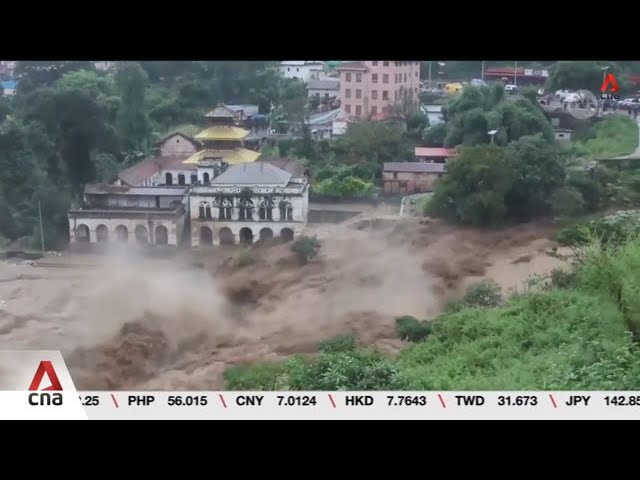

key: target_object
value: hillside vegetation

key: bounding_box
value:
[224,213,640,390]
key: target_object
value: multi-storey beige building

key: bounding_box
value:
[338,61,421,119]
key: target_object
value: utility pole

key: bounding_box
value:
[514,60,518,86]
[38,199,45,255]
[481,61,485,81]
[428,61,432,89]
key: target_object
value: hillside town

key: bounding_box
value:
[4,60,640,394]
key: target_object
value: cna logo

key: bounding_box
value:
[601,73,620,99]
[29,360,63,391]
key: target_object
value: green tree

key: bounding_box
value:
[505,134,566,220]
[428,145,517,226]
[115,63,151,152]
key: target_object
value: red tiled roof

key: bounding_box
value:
[118,156,196,186]
[415,147,456,158]
[338,61,368,71]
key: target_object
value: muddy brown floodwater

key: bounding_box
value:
[0,216,571,390]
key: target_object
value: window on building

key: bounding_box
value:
[356,73,362,82]
[371,106,377,115]
[393,172,398,180]
[345,88,351,98]
[404,73,407,82]
[372,61,378,66]
[345,104,351,113]
[203,172,210,184]
[372,90,378,100]
[296,68,299,72]
[165,173,173,185]
[372,73,378,83]
[287,68,290,72]
[279,201,293,221]
[383,61,389,66]
[383,90,388,100]
[260,199,274,221]
[383,74,389,84]
[356,105,362,116]
[220,199,232,220]
[415,71,418,77]
[356,89,362,99]
[178,174,185,185]
[346,72,352,82]
[191,174,197,184]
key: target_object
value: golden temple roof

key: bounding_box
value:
[182,148,261,165]
[194,125,250,141]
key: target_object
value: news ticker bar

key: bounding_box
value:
[5,391,640,419]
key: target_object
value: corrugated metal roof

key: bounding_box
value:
[415,147,456,158]
[308,79,339,90]
[309,108,348,125]
[118,156,196,186]
[204,105,237,118]
[211,162,292,186]
[85,184,188,196]
[384,162,447,173]
[338,61,368,71]
[195,126,249,140]
[257,157,307,178]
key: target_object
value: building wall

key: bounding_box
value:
[191,220,304,246]
[280,63,320,82]
[159,135,198,157]
[340,61,421,119]
[188,193,307,222]
[161,169,198,186]
[382,171,441,194]
[88,194,184,209]
[68,215,185,246]
[309,87,339,99]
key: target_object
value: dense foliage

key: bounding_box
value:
[0,61,308,249]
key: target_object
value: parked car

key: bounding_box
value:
[505,84,519,95]
[555,89,572,99]
[618,98,640,108]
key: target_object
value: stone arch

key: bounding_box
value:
[200,227,213,246]
[280,228,294,242]
[239,227,254,245]
[218,227,234,245]
[259,227,274,242]
[178,173,185,185]
[203,172,210,184]
[165,172,173,185]
[239,199,254,221]
[115,225,128,243]
[96,224,109,243]
[259,198,274,221]
[135,225,149,245]
[219,198,233,220]
[155,225,168,245]
[75,224,90,243]
[279,200,293,221]
[199,201,212,219]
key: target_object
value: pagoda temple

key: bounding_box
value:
[182,104,261,167]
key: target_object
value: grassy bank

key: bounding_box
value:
[224,214,640,391]
[573,115,639,159]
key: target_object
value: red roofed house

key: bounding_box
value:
[383,162,446,195]
[415,147,457,163]
[338,61,421,120]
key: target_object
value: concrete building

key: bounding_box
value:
[338,61,421,119]
[68,104,309,250]
[189,160,309,246]
[279,61,325,82]
[68,185,188,246]
[308,79,340,101]
[383,162,446,195]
